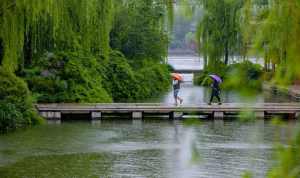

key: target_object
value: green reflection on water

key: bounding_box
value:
[0,119,295,177]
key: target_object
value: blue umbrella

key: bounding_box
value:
[209,74,222,84]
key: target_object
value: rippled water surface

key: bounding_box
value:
[0,119,297,177]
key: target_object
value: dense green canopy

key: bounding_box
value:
[0,0,114,70]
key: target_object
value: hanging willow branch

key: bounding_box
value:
[0,0,114,70]
[0,2,16,16]
[275,0,281,6]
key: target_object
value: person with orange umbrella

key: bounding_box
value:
[170,73,183,106]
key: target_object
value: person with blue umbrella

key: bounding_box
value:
[207,74,222,105]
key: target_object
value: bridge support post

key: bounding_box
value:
[39,111,61,120]
[255,111,265,119]
[132,111,142,119]
[91,111,101,120]
[214,112,224,119]
[296,112,300,119]
[173,111,183,119]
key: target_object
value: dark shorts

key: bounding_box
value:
[174,90,179,98]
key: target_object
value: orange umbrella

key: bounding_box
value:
[170,73,184,82]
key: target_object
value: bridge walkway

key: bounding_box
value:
[37,103,300,120]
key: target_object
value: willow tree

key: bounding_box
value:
[241,0,300,84]
[196,0,245,73]
[0,0,114,70]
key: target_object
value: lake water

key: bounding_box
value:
[0,55,298,178]
[0,119,297,177]
[166,54,265,71]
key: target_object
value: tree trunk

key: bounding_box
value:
[272,61,275,78]
[224,41,228,65]
[204,52,207,71]
[0,37,3,65]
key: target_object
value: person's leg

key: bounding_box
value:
[216,96,222,104]
[174,90,179,105]
[176,97,183,104]
[208,95,214,105]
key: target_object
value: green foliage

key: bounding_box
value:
[0,0,114,70]
[0,66,44,124]
[185,32,196,44]
[0,100,23,130]
[193,70,208,85]
[104,50,142,100]
[167,64,175,73]
[196,60,227,87]
[55,52,113,103]
[23,49,171,103]
[240,0,300,84]
[135,63,171,98]
[239,1,300,176]
[193,60,262,88]
[25,51,113,103]
[196,0,245,68]
[267,122,300,178]
[0,66,30,105]
[110,2,170,68]
[26,76,55,94]
[222,60,262,92]
[169,39,183,49]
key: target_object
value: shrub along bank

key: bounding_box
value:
[21,50,172,103]
[194,60,262,90]
[0,66,45,131]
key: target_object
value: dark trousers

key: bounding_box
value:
[210,95,221,102]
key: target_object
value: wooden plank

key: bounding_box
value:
[224,111,237,114]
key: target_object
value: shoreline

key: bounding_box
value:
[262,81,300,99]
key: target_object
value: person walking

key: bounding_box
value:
[172,76,183,106]
[207,77,222,105]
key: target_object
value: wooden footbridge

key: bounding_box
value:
[36,103,300,120]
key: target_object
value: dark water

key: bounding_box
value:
[0,119,297,177]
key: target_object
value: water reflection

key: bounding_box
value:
[214,119,224,128]
[0,119,295,177]
[91,120,101,127]
[132,119,142,125]
[47,120,61,125]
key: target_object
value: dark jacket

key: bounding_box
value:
[173,79,180,90]
[211,81,221,96]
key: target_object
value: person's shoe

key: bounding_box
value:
[173,103,178,106]
[218,102,222,105]
[207,103,211,105]
[180,99,183,104]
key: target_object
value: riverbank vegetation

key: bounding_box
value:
[0,1,175,130]
[193,0,300,91]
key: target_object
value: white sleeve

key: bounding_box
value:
[173,79,178,85]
